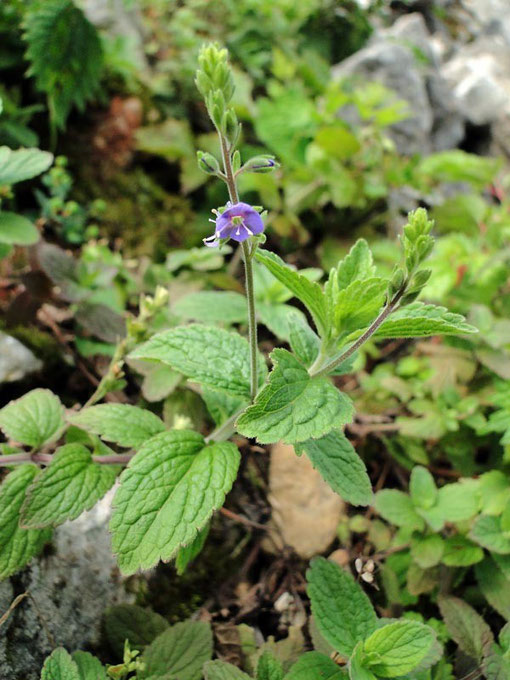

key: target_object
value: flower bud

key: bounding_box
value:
[242,155,279,174]
[197,151,220,175]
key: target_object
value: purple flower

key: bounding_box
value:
[203,202,264,247]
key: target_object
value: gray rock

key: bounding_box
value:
[0,491,128,679]
[332,14,464,154]
[0,333,42,383]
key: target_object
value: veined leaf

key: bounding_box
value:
[476,558,510,620]
[438,595,493,663]
[286,652,347,679]
[470,515,510,554]
[204,660,251,680]
[72,651,107,680]
[257,651,283,680]
[41,648,80,680]
[372,302,477,339]
[335,239,376,290]
[333,278,386,335]
[20,444,118,528]
[307,556,377,657]
[175,523,210,575]
[68,404,166,448]
[110,430,240,574]
[0,465,52,579]
[0,388,64,447]
[104,604,168,658]
[288,311,321,367]
[173,291,247,325]
[255,249,328,337]
[363,620,437,677]
[374,489,425,531]
[236,349,353,444]
[0,146,53,185]
[295,430,372,506]
[140,620,213,680]
[129,324,266,399]
[442,536,483,567]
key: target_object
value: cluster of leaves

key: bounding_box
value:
[39,557,444,680]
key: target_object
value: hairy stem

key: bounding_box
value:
[309,289,404,379]
[219,133,258,402]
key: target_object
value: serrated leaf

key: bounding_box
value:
[334,278,386,335]
[140,620,213,680]
[286,652,347,679]
[236,349,353,444]
[335,239,376,290]
[406,563,439,596]
[0,465,53,579]
[175,522,210,575]
[104,604,168,658]
[41,648,80,680]
[0,211,39,245]
[258,302,306,341]
[72,651,107,680]
[257,652,283,680]
[295,430,372,506]
[363,621,436,677]
[409,466,437,510]
[470,515,510,554]
[307,556,377,657]
[442,536,483,567]
[130,325,266,399]
[68,404,166,448]
[204,660,251,680]
[348,642,377,680]
[255,249,328,337]
[20,444,117,529]
[288,312,320,368]
[372,302,477,339]
[0,388,63,447]
[438,595,493,663]
[24,0,103,130]
[173,291,247,325]
[476,558,510,620]
[110,430,240,574]
[0,146,53,185]
[374,490,425,531]
[202,387,247,427]
[482,648,510,680]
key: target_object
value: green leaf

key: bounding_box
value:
[24,0,103,130]
[288,312,320,368]
[334,278,386,335]
[363,621,436,677]
[348,643,377,680]
[373,303,477,339]
[442,536,484,567]
[295,431,372,506]
[175,523,210,575]
[173,291,247,325]
[335,239,376,290]
[255,249,328,337]
[72,651,107,680]
[307,556,377,657]
[0,146,53,185]
[104,604,168,658]
[20,444,118,528]
[476,558,510,620]
[68,404,166,448]
[0,388,64,447]
[409,466,437,510]
[0,465,52,579]
[258,302,305,341]
[236,349,353,444]
[374,490,425,531]
[111,430,240,574]
[130,325,266,399]
[202,387,247,427]
[417,150,499,188]
[257,652,283,680]
[470,515,510,554]
[482,648,510,680]
[437,595,493,663]
[140,620,213,680]
[434,480,479,523]
[41,648,80,680]
[411,535,444,569]
[286,652,347,679]
[203,660,251,680]
[0,211,39,245]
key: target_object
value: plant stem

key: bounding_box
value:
[219,132,258,402]
[205,408,244,443]
[309,289,404,379]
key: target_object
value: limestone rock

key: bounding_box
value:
[0,333,42,383]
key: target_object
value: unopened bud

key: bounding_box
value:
[242,154,279,174]
[197,151,220,175]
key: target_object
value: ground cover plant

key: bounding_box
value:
[1,2,510,680]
